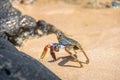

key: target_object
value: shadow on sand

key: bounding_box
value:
[48,56,84,68]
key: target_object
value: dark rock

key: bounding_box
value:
[0,0,63,47]
[0,38,61,80]
[0,0,40,46]
[37,20,62,36]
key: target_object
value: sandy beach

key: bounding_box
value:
[13,1,120,80]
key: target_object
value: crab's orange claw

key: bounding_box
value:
[40,50,47,59]
[40,45,49,59]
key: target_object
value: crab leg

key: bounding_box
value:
[65,47,83,68]
[79,44,89,64]
[40,44,57,61]
[50,46,57,60]
[40,45,50,59]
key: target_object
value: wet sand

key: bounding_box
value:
[13,1,120,80]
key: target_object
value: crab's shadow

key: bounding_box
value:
[48,56,81,68]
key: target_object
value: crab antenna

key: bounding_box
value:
[40,45,50,59]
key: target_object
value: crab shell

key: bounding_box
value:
[56,31,80,50]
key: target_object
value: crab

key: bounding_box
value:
[40,31,89,68]
[1,1,89,68]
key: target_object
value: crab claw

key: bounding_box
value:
[40,45,49,59]
[40,50,47,59]
[40,44,57,61]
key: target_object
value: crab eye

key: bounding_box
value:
[58,32,62,36]
[59,34,62,37]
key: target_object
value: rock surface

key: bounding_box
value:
[0,0,39,46]
[0,38,60,80]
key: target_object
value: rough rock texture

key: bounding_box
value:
[0,0,39,46]
[0,38,61,80]
[0,0,63,46]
